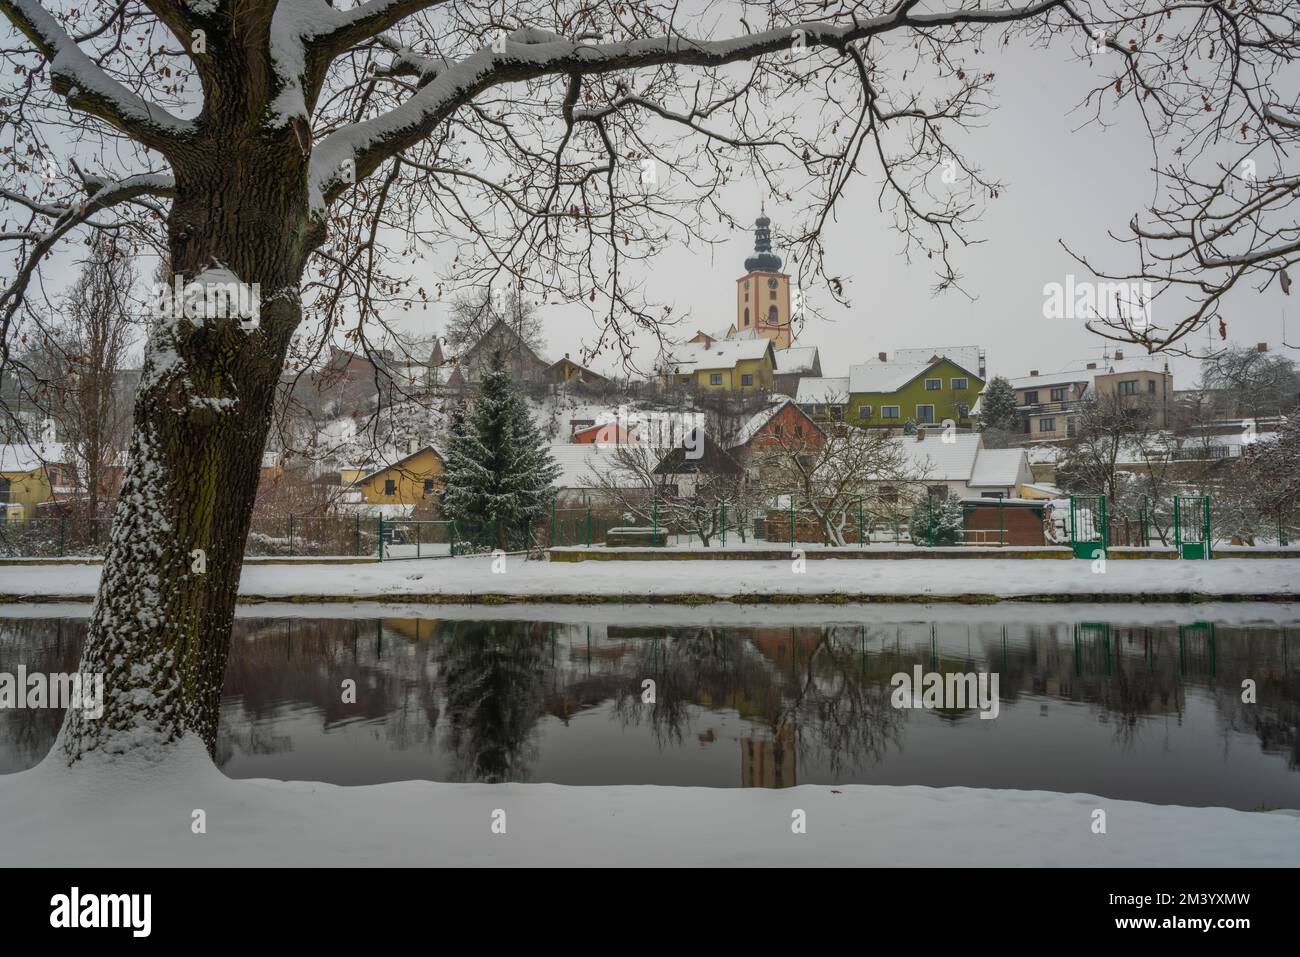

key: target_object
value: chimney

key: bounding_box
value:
[1086,362,1096,370]
[1257,342,1269,353]
[1114,349,1124,360]
[1029,370,1039,377]
[878,351,888,363]
[915,427,926,442]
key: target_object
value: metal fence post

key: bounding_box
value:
[927,496,935,547]
[1173,496,1182,557]
[1204,496,1213,560]
[377,516,384,561]
[355,513,361,556]
[721,500,728,547]
[287,513,294,556]
[551,497,558,548]
[585,506,591,547]
[416,521,421,559]
[998,494,1005,546]
[450,520,457,558]
[858,498,864,548]
[1278,505,1287,547]
[58,514,65,558]
[789,496,795,548]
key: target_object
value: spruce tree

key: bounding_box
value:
[979,376,1020,433]
[441,348,560,550]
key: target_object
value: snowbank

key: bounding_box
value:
[2,557,1298,602]
[2,740,1296,866]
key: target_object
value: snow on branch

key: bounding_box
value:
[0,0,195,150]
[308,1,1065,211]
[268,0,443,126]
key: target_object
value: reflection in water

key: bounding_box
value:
[2,612,1299,809]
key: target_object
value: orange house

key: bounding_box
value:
[730,398,825,455]
[571,423,639,446]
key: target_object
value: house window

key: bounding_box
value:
[384,479,396,496]
[859,404,873,418]
[881,487,899,504]
[769,290,777,300]
[741,373,754,386]
[767,305,778,324]
[925,378,942,391]
[980,492,1004,499]
[1024,390,1039,405]
[797,454,812,467]
[423,479,435,496]
[882,405,900,419]
[916,404,935,424]
[1039,417,1056,432]
[710,373,722,385]
[1067,417,1077,437]
[951,378,968,391]
[1050,387,1067,402]
[927,485,948,499]
[830,406,843,421]
[743,309,750,326]
[1119,380,1139,395]
[1148,379,1156,394]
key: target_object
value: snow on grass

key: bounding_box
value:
[1,737,1295,866]
[3,557,1299,601]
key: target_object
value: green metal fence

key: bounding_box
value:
[1069,495,1108,559]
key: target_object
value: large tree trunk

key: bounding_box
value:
[57,141,317,764]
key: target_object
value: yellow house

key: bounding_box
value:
[355,446,446,505]
[1,444,61,521]
[662,338,776,392]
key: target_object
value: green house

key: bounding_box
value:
[847,355,984,428]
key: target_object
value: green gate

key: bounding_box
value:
[1173,495,1212,560]
[1069,495,1107,559]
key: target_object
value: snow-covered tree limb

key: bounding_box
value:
[0,0,194,150]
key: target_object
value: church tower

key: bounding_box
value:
[735,210,792,350]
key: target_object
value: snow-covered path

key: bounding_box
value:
[2,742,1296,866]
[1,556,1297,602]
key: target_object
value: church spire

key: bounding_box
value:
[744,209,783,273]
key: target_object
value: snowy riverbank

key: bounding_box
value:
[2,740,1297,867]
[2,556,1298,602]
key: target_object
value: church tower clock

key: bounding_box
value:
[735,210,792,350]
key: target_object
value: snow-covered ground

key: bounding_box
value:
[2,556,1297,600]
[2,740,1296,866]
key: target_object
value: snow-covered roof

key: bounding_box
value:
[968,448,1029,488]
[548,442,640,489]
[848,360,935,393]
[733,398,793,447]
[1093,356,1171,377]
[892,433,983,481]
[1008,371,1090,390]
[796,376,850,404]
[0,442,67,473]
[892,345,983,373]
[774,346,819,374]
[663,338,772,372]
